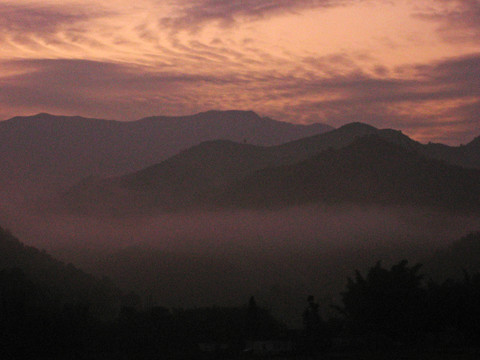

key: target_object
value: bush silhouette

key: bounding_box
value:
[339,260,426,341]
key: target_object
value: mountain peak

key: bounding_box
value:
[466,135,480,148]
[200,109,258,116]
[338,122,378,132]
[33,112,54,118]
[10,113,95,122]
[6,112,55,121]
[194,109,261,121]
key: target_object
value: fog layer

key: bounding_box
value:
[1,199,479,326]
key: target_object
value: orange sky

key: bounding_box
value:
[0,0,479,144]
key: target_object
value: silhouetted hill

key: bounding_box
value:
[272,122,480,169]
[468,135,480,149]
[424,232,480,281]
[220,136,480,211]
[423,135,480,169]
[122,140,269,193]
[138,110,332,146]
[271,122,422,164]
[65,132,480,214]
[0,226,121,318]
[0,111,332,196]
[63,140,276,212]
[61,122,418,212]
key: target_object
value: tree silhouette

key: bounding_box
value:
[424,272,480,346]
[302,295,329,353]
[339,260,426,341]
[245,296,259,340]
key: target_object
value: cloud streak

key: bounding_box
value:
[161,0,355,30]
[415,0,480,42]
[276,53,480,143]
[0,3,93,34]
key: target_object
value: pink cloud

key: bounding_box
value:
[161,0,356,30]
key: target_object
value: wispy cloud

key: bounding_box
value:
[161,0,356,30]
[0,3,89,33]
[0,2,110,42]
[415,0,480,42]
[0,2,114,61]
[274,53,480,143]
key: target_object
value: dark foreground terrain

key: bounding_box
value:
[3,227,480,359]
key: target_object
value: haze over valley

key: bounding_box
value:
[2,111,480,327]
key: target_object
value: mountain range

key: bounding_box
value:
[221,136,480,211]
[0,110,332,196]
[62,121,480,214]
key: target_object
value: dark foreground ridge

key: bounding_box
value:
[3,226,480,359]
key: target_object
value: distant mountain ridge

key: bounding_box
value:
[64,124,480,214]
[0,110,333,196]
[137,110,332,145]
[220,135,480,211]
[423,137,480,169]
[3,110,479,213]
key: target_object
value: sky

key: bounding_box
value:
[0,0,479,145]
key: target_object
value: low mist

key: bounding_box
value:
[1,195,480,326]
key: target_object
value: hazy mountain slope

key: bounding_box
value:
[220,136,480,211]
[271,122,480,169]
[0,226,121,318]
[63,123,480,214]
[0,110,332,196]
[423,232,480,282]
[63,140,276,212]
[0,113,124,195]
[137,110,333,146]
[423,135,480,169]
[122,141,269,190]
[119,140,273,206]
[272,122,379,162]
[62,123,416,210]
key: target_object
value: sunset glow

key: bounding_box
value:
[1,0,479,144]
